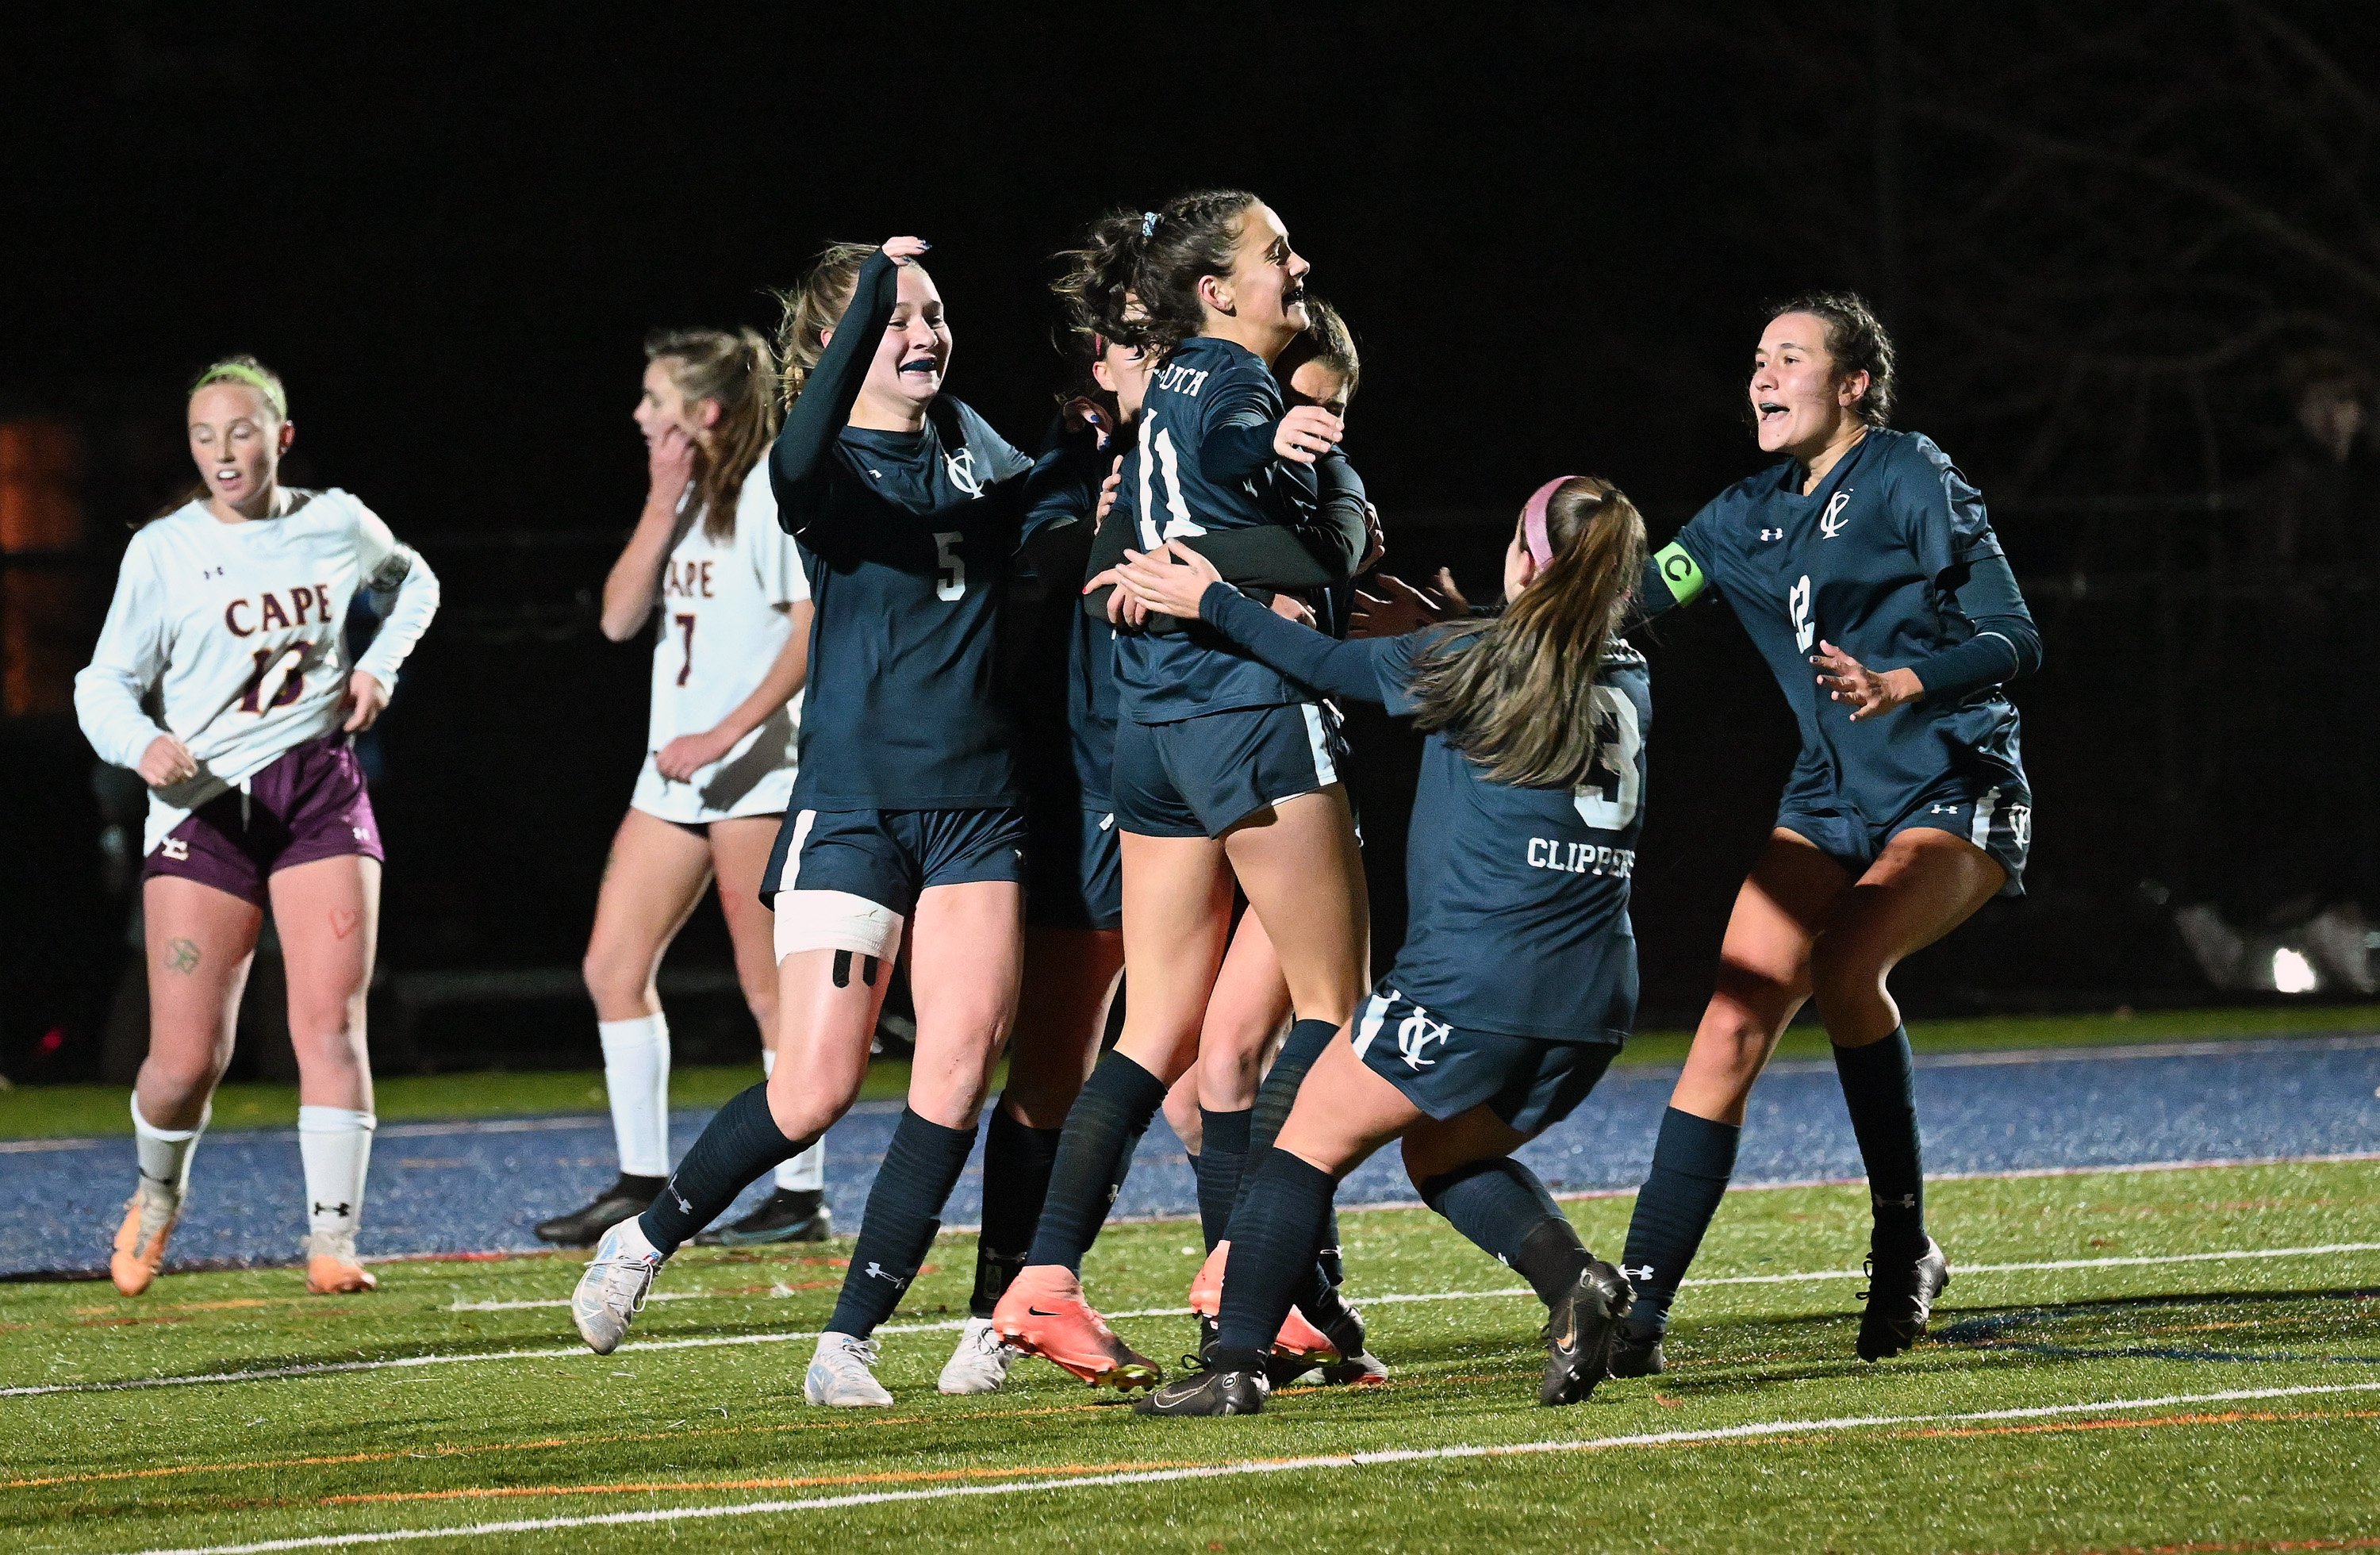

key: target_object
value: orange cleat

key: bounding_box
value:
[110,1182,179,1297]
[1188,1242,1228,1317]
[1273,1304,1342,1369]
[991,1264,1161,1390]
[305,1231,378,1295]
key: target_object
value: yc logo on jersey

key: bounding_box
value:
[942,447,982,497]
[1818,490,1854,539]
[1789,574,1815,654]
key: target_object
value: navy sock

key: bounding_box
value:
[637,1083,812,1256]
[825,1108,974,1338]
[1024,1050,1167,1273]
[1212,1150,1336,1373]
[1620,1107,1741,1336]
[972,1100,1062,1317]
[1831,1027,1928,1260]
[1195,1108,1252,1250]
[1247,1018,1338,1165]
[1421,1157,1585,1307]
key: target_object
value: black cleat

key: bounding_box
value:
[1135,1362,1270,1417]
[534,1174,663,1247]
[693,1188,833,1246]
[1292,1288,1388,1388]
[1856,1236,1949,1361]
[1606,1323,1667,1379]
[1541,1258,1633,1406]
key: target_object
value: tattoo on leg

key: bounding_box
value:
[330,908,363,939]
[165,938,201,975]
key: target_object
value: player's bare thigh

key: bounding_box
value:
[268,854,382,1112]
[136,875,263,1129]
[708,814,788,1035]
[906,880,1026,1130]
[1196,909,1295,1111]
[1809,827,2006,1046]
[1008,925,1124,1127]
[1115,831,1234,1085]
[582,808,713,1021]
[1222,785,1368,1027]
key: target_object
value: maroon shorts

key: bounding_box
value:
[142,735,384,905]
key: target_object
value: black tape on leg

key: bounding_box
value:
[862,956,879,986]
[833,950,852,989]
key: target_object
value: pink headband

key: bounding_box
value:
[1521,476,1575,567]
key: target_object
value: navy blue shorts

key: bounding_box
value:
[1349,986,1620,1136]
[1777,777,2032,897]
[1112,702,1346,839]
[760,806,1029,916]
[1025,801,1123,931]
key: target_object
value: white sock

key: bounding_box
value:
[600,1013,672,1178]
[298,1105,376,1239]
[759,1050,824,1192]
[131,1094,208,1196]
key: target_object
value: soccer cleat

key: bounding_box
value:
[1187,1241,1227,1317]
[1265,1305,1343,1386]
[305,1229,378,1294]
[938,1316,1015,1396]
[805,1332,895,1407]
[572,1217,662,1354]
[1134,1362,1269,1417]
[1856,1236,1950,1361]
[693,1188,833,1246]
[536,1174,665,1248]
[991,1264,1162,1390]
[1606,1323,1667,1379]
[1541,1257,1633,1406]
[109,1179,180,1297]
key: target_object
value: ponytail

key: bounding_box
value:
[1055,190,1262,363]
[1405,477,1649,789]
[774,242,880,411]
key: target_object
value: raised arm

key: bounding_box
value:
[769,240,911,516]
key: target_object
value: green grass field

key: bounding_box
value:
[7,1154,2378,1553]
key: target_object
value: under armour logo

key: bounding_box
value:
[670,1181,693,1214]
[1396,1006,1451,1070]
[1760,528,1783,542]
[161,837,190,860]
[1929,803,1959,816]
[1818,490,1853,539]
[351,826,370,841]
[865,1261,904,1284]
[1622,1263,1655,1281]
[1872,1192,1917,1211]
[312,1201,352,1218]
[943,446,983,497]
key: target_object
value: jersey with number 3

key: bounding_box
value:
[634,459,810,820]
[73,490,440,854]
[1113,335,1319,724]
[776,398,1035,810]
[1661,427,2025,816]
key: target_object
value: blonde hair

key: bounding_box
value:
[773,242,880,409]
[1406,477,1649,789]
[647,328,780,542]
[190,355,289,420]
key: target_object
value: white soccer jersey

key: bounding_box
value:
[628,459,808,824]
[74,489,441,855]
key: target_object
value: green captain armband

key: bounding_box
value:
[1651,541,1707,606]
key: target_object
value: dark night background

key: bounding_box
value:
[5,3,2377,1080]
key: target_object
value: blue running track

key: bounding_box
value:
[5,1035,2375,1279]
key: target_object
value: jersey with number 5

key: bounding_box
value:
[74,489,440,854]
[1112,334,1320,724]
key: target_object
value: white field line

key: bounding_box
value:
[117,1378,2380,1555]
[12,1238,2380,1400]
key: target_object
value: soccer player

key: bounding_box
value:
[935,291,1151,1395]
[571,236,1038,1409]
[1114,474,1652,1416]
[1611,293,2040,1373]
[534,329,830,1250]
[992,193,1372,1388]
[75,356,440,1296]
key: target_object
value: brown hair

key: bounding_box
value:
[1767,290,1896,425]
[646,328,780,543]
[773,241,881,409]
[1274,295,1359,404]
[1057,190,1264,362]
[1404,477,1648,789]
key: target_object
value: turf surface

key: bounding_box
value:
[7,1156,2376,1553]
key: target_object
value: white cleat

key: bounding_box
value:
[805,1331,895,1407]
[938,1316,1015,1396]
[573,1218,662,1355]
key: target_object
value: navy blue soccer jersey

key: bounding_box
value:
[1112,335,1322,724]
[1015,424,1121,808]
[1650,427,2025,816]
[1192,586,1649,1045]
[770,250,1035,810]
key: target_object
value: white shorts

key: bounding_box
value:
[629,749,797,827]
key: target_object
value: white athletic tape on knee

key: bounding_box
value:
[773,889,904,962]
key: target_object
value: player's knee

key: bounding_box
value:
[1809,938,1891,1018]
[766,1064,861,1142]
